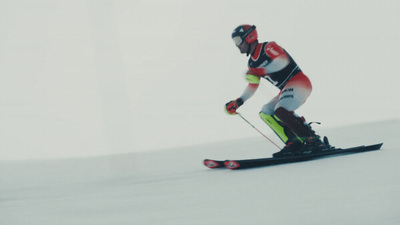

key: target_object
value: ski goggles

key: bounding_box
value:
[232,25,256,47]
[232,36,243,47]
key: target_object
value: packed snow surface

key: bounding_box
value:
[1,120,399,225]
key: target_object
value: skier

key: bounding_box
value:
[225,24,329,158]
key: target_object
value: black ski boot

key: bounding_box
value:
[299,136,330,154]
[272,107,334,157]
[273,140,303,158]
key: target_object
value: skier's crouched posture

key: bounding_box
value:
[225,24,329,157]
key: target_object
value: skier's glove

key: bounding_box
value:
[225,98,244,115]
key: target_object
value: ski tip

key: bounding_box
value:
[364,143,384,150]
[203,159,221,169]
[375,143,384,149]
[225,160,240,170]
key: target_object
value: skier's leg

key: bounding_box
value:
[275,72,312,113]
[259,113,297,144]
[259,96,297,144]
[273,72,313,141]
[273,73,328,154]
[274,107,315,141]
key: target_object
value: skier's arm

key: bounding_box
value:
[240,73,260,101]
[239,82,259,101]
[225,73,260,115]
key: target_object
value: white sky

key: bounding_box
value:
[0,0,399,160]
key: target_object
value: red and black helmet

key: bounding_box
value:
[231,24,258,46]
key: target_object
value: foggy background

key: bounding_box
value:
[0,0,399,160]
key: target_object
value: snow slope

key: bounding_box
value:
[1,119,399,225]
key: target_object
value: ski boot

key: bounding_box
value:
[273,136,331,158]
[272,140,303,158]
[300,135,331,155]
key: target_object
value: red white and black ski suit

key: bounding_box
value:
[241,41,312,115]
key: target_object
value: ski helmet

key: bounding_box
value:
[231,24,258,46]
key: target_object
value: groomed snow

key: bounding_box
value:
[1,119,399,225]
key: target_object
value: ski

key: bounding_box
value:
[204,143,383,170]
[203,159,227,169]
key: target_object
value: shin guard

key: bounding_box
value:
[259,112,297,144]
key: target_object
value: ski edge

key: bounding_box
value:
[226,143,383,170]
[204,143,383,170]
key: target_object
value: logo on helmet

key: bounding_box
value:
[232,24,258,46]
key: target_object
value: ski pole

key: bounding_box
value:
[237,113,281,150]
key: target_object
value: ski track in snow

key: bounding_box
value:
[0,120,399,225]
